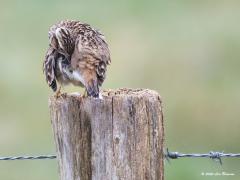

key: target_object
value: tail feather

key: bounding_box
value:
[86,79,99,98]
[50,79,57,92]
[43,47,57,92]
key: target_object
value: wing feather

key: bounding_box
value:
[43,47,57,91]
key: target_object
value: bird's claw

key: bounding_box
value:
[82,89,88,98]
[55,87,62,98]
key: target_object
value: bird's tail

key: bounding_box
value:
[86,79,99,98]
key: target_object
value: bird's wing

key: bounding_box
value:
[43,47,57,92]
[70,31,111,97]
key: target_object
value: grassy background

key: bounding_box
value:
[0,0,240,179]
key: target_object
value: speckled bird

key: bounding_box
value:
[43,20,111,98]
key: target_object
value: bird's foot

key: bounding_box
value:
[55,86,62,98]
[82,89,88,98]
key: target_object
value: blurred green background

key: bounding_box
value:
[0,0,240,179]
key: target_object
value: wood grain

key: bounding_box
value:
[49,88,164,180]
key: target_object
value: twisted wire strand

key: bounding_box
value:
[0,149,240,164]
[0,155,56,161]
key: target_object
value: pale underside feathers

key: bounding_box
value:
[43,20,111,97]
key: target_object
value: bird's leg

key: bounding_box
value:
[55,86,62,98]
[83,89,88,98]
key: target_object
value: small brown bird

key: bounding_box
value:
[43,20,111,98]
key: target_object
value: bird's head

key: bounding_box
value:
[49,27,73,57]
[55,27,74,56]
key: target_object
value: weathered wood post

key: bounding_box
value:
[49,88,164,180]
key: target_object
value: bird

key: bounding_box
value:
[43,20,111,98]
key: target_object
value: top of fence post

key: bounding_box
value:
[49,88,164,180]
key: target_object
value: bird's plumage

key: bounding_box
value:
[43,20,111,97]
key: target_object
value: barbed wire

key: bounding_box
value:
[0,155,56,161]
[165,148,240,165]
[0,149,239,165]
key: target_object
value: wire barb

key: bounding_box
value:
[165,148,240,165]
[0,155,56,161]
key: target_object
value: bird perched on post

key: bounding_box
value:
[43,20,111,98]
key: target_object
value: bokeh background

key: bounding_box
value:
[0,0,240,179]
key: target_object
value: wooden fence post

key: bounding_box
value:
[49,88,164,180]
